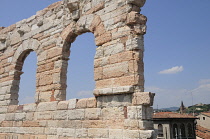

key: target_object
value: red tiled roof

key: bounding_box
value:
[202,112,210,117]
[153,112,197,119]
[196,125,210,139]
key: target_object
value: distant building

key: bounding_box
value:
[153,112,197,139]
[180,101,186,114]
[196,112,210,139]
[197,112,210,129]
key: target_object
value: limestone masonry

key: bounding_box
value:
[0,0,155,138]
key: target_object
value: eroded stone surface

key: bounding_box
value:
[0,0,148,103]
[0,0,155,138]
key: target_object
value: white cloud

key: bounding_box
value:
[158,66,184,74]
[198,79,210,85]
[192,83,210,93]
[77,90,94,98]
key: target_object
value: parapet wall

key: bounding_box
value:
[0,0,155,138]
[0,92,155,139]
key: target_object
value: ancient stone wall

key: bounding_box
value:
[0,0,155,138]
[0,94,155,138]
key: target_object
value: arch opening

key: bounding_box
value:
[66,33,96,99]
[15,50,37,104]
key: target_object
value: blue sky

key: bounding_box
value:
[0,0,210,108]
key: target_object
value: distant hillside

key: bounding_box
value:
[162,107,179,111]
[153,104,210,113]
[186,104,210,114]
[154,107,179,112]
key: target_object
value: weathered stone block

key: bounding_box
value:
[88,128,109,138]
[124,119,139,129]
[37,74,53,86]
[76,98,87,109]
[94,67,103,81]
[53,110,68,120]
[126,36,144,51]
[0,106,7,113]
[101,107,124,120]
[34,111,52,120]
[22,121,40,127]
[103,62,129,79]
[57,128,75,137]
[95,47,104,59]
[47,120,58,128]
[68,99,78,109]
[57,101,69,110]
[45,127,57,135]
[25,112,34,121]
[1,121,13,127]
[37,101,58,112]
[23,103,37,112]
[109,129,123,139]
[126,0,146,7]
[85,108,101,120]
[75,128,88,138]
[15,113,26,121]
[139,130,155,139]
[123,129,140,138]
[5,113,15,121]
[82,120,106,129]
[127,11,147,25]
[7,105,18,113]
[95,31,112,46]
[87,97,97,108]
[132,92,155,106]
[0,114,6,121]
[68,109,85,120]
[127,105,145,119]
[97,94,132,107]
[112,86,134,94]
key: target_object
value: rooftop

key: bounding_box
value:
[196,125,210,139]
[153,112,197,119]
[201,112,210,117]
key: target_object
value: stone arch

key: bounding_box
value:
[59,14,111,99]
[59,9,145,99]
[0,0,149,105]
[60,14,109,52]
[12,39,41,64]
[8,39,41,105]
